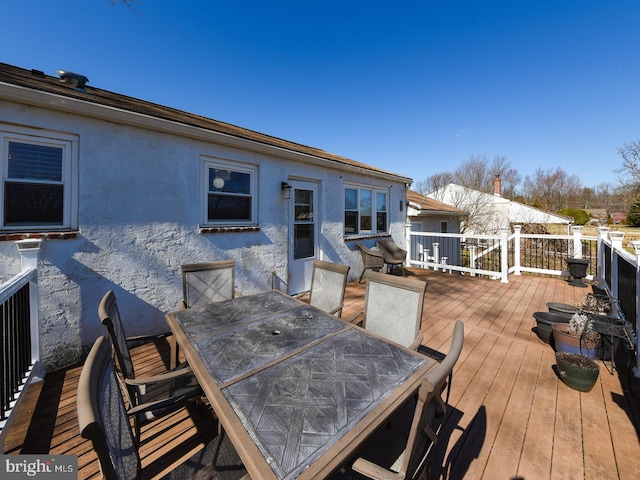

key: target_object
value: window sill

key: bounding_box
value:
[0,231,79,242]
[344,233,391,242]
[199,226,260,234]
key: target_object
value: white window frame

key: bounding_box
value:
[0,125,78,231]
[344,183,389,236]
[201,157,257,226]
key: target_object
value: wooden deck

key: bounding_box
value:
[3,268,640,479]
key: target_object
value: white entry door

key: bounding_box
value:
[288,180,319,294]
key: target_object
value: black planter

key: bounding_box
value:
[565,258,589,288]
[532,311,571,344]
[546,302,580,315]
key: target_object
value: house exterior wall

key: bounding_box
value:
[0,100,408,369]
[408,213,463,266]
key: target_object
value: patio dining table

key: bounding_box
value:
[165,290,435,480]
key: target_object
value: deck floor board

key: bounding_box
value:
[3,268,639,479]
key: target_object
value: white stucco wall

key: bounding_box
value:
[0,100,408,369]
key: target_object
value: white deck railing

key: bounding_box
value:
[0,239,43,448]
[406,225,639,377]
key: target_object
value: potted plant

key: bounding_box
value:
[552,312,601,359]
[555,352,600,392]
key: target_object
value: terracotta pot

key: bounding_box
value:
[552,323,600,359]
[555,352,600,392]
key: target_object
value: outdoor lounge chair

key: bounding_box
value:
[180,260,238,309]
[356,242,385,283]
[295,260,351,317]
[347,271,427,350]
[376,239,407,277]
[98,290,203,438]
[339,321,465,480]
[77,335,248,480]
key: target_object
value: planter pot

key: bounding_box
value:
[555,352,600,392]
[552,323,601,359]
[546,302,580,316]
[565,258,589,288]
[532,312,571,344]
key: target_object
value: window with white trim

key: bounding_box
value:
[1,127,78,231]
[202,157,257,225]
[344,184,388,235]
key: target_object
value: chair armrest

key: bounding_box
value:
[127,390,201,417]
[125,331,172,346]
[293,290,310,300]
[352,458,403,480]
[345,310,364,326]
[124,365,194,386]
[328,303,344,316]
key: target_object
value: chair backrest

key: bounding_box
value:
[376,239,407,261]
[77,335,141,480]
[181,260,236,308]
[363,271,427,349]
[356,242,384,267]
[426,320,465,392]
[308,260,350,316]
[99,290,135,381]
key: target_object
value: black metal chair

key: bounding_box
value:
[98,290,203,439]
[77,335,248,480]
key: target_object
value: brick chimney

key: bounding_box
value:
[493,175,501,196]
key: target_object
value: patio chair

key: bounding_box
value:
[376,239,407,277]
[424,320,465,430]
[295,260,351,317]
[356,242,385,283]
[77,336,247,480]
[180,260,238,309]
[348,271,427,350]
[342,321,465,480]
[98,290,203,438]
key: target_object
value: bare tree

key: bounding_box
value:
[615,139,640,188]
[414,171,454,195]
[521,167,582,212]
[417,154,520,198]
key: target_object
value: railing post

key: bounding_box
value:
[609,231,625,301]
[500,227,509,283]
[432,243,440,270]
[513,225,522,275]
[631,240,640,378]
[571,226,584,259]
[469,244,477,277]
[596,226,610,288]
[15,239,42,365]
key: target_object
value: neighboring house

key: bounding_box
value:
[0,63,411,368]
[406,189,468,267]
[428,177,573,235]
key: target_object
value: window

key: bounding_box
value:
[202,158,257,225]
[344,185,388,235]
[1,127,78,231]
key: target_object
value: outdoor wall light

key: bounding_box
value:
[281,182,292,199]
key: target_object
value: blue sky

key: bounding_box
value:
[3,1,640,188]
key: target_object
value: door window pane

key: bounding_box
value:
[294,224,314,259]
